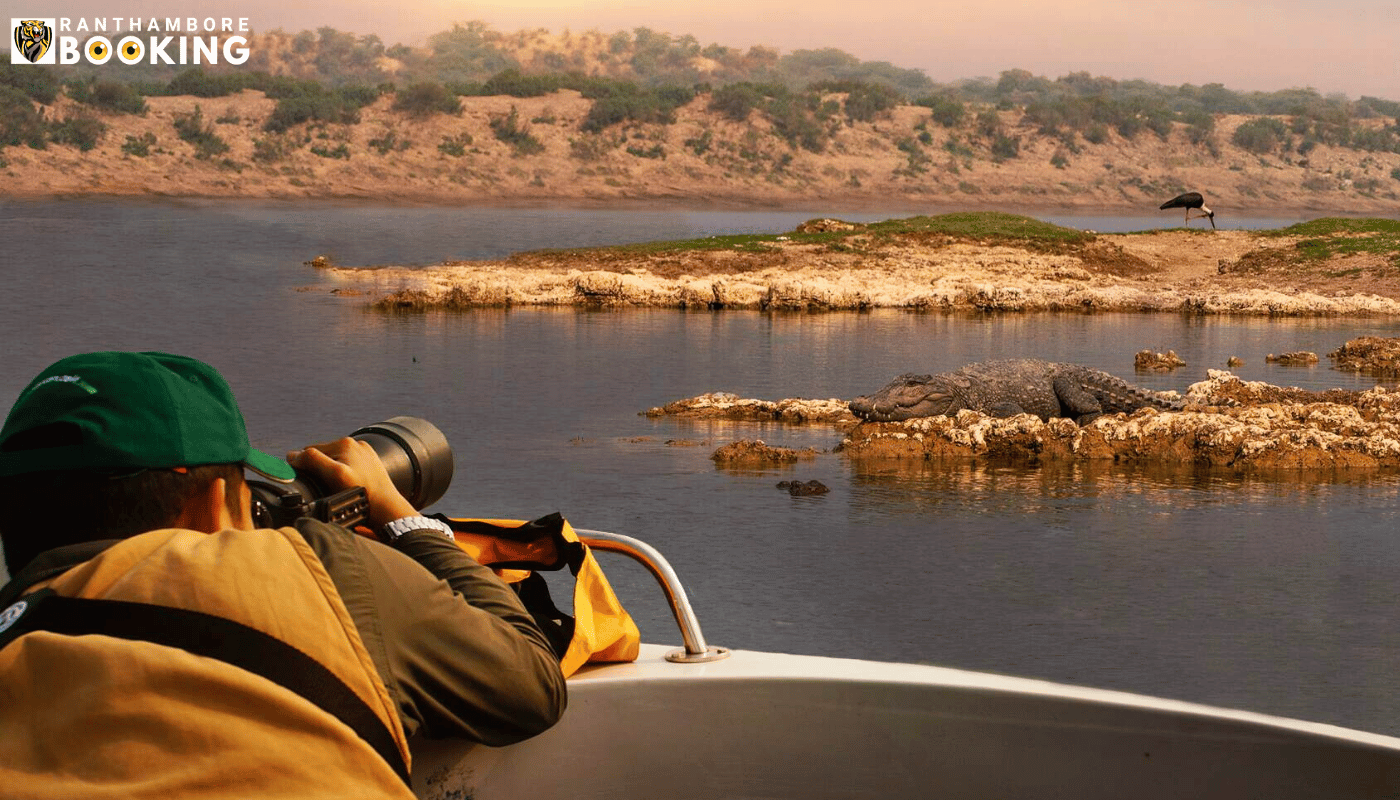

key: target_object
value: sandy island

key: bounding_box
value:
[318,217,1400,316]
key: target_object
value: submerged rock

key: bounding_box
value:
[644,393,857,425]
[1266,351,1319,366]
[711,439,820,464]
[1134,349,1186,370]
[777,479,830,496]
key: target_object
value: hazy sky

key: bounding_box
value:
[29,0,1400,100]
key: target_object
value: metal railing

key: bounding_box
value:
[575,528,729,663]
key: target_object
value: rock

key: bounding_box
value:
[711,440,819,464]
[1134,349,1186,370]
[1329,336,1400,378]
[1227,356,1244,367]
[305,255,331,268]
[1266,351,1319,366]
[776,479,829,496]
[794,218,857,233]
[836,373,1400,470]
[643,393,858,425]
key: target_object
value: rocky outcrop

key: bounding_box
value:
[644,392,857,424]
[836,372,1400,470]
[1329,336,1400,377]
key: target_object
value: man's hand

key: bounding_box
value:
[287,437,418,533]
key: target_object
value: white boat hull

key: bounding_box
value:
[412,643,1400,799]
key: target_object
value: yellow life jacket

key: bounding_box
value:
[0,527,414,800]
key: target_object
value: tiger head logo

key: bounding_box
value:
[14,19,52,63]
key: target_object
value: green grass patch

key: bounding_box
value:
[1263,217,1400,263]
[862,212,1092,242]
[516,212,1093,261]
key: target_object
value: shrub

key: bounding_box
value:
[437,132,473,157]
[264,82,378,132]
[1231,117,1290,154]
[88,81,148,115]
[684,129,713,156]
[369,130,412,155]
[489,107,544,155]
[626,143,664,159]
[252,133,302,162]
[580,82,694,132]
[812,80,900,123]
[122,132,157,157]
[165,69,247,98]
[916,94,965,127]
[569,133,616,160]
[709,83,767,122]
[48,115,106,150]
[392,82,462,117]
[310,142,350,159]
[0,85,47,148]
[991,133,1020,161]
[173,105,230,159]
[0,63,60,104]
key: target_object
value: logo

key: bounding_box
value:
[0,600,27,634]
[12,18,55,64]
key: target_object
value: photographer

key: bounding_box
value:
[0,351,566,798]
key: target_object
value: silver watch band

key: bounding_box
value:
[381,515,455,543]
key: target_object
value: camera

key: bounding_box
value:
[247,416,454,529]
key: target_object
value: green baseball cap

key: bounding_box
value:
[0,351,295,481]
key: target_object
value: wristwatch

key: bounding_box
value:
[381,515,455,544]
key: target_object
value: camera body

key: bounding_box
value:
[247,416,454,529]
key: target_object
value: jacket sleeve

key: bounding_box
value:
[296,519,567,745]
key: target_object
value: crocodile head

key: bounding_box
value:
[849,373,961,421]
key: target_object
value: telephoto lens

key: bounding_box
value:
[247,416,454,529]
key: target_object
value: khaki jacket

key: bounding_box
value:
[0,521,566,799]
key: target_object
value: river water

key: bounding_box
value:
[3,198,1400,737]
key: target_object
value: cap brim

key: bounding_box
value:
[245,448,296,483]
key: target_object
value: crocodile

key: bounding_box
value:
[850,359,1187,424]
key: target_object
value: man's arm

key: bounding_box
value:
[286,437,566,744]
[299,518,566,744]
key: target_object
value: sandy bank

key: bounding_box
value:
[322,225,1400,316]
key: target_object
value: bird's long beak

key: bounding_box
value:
[1208,214,1216,230]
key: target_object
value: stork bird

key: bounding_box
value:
[1159,192,1216,229]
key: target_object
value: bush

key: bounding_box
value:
[122,132,157,157]
[0,63,60,104]
[392,82,461,117]
[88,81,148,115]
[369,130,412,155]
[0,86,47,148]
[252,132,302,162]
[173,105,230,159]
[48,115,106,151]
[916,94,965,127]
[709,83,768,122]
[437,132,473,156]
[991,134,1020,161]
[580,82,693,132]
[489,107,544,155]
[165,69,247,98]
[264,82,378,132]
[1231,117,1290,154]
[812,80,900,123]
[310,142,350,159]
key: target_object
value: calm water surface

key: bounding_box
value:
[3,199,1399,736]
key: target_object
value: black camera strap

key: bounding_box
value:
[0,589,411,787]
